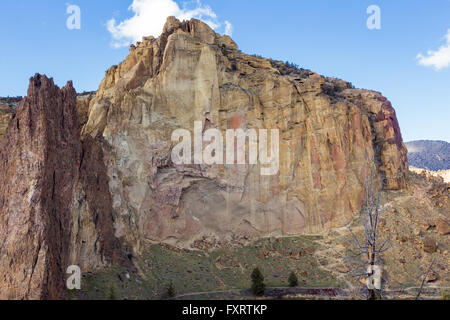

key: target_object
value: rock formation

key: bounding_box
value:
[0,103,14,140]
[0,98,20,139]
[0,75,81,299]
[0,76,122,299]
[0,94,94,139]
[0,17,411,298]
[83,17,408,252]
[68,134,122,272]
[76,92,96,127]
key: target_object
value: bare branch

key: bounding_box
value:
[348,227,367,250]
[416,258,436,300]
[348,161,391,300]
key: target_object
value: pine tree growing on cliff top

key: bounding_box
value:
[251,267,266,296]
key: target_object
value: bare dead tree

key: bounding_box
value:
[347,164,391,300]
[416,257,436,300]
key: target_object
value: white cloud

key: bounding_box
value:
[224,20,233,37]
[107,0,232,48]
[417,29,450,70]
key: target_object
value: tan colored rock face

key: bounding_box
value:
[83,17,409,250]
[0,17,413,299]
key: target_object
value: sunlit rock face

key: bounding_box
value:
[83,16,408,251]
[0,17,409,298]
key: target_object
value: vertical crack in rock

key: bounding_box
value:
[68,136,124,271]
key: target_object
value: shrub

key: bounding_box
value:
[166,282,176,298]
[251,267,266,297]
[288,271,298,287]
[107,284,117,300]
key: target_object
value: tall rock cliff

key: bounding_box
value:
[0,76,123,299]
[0,17,409,298]
[82,17,408,252]
[0,75,81,299]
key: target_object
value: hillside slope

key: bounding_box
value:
[406,140,449,171]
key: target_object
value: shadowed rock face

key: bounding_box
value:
[68,135,123,272]
[83,16,409,251]
[0,76,123,299]
[0,75,81,299]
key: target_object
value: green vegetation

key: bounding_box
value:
[251,268,266,296]
[288,271,299,287]
[107,283,117,300]
[443,291,450,300]
[166,282,176,298]
[284,61,300,69]
[73,236,339,300]
[67,289,76,300]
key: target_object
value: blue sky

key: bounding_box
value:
[0,0,449,142]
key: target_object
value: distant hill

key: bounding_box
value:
[406,140,450,171]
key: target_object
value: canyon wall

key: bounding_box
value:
[83,17,408,252]
[0,17,409,298]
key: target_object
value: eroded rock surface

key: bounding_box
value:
[76,92,95,127]
[0,103,14,139]
[82,17,408,251]
[0,18,412,298]
[68,135,123,272]
[0,75,81,299]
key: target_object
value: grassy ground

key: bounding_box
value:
[73,236,339,300]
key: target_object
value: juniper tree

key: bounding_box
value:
[288,271,299,287]
[166,282,176,298]
[251,267,266,297]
